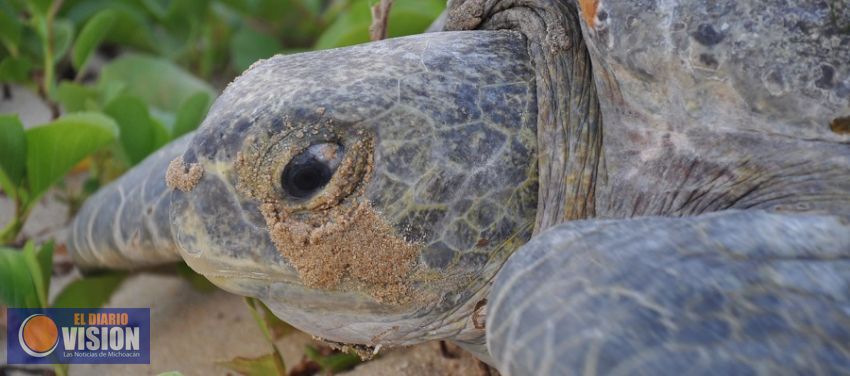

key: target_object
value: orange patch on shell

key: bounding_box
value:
[579,0,599,28]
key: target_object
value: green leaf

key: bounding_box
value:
[175,262,217,293]
[27,0,51,17]
[215,0,253,14]
[0,5,22,56]
[239,298,290,376]
[21,246,43,306]
[35,241,54,302]
[217,353,286,376]
[139,0,168,21]
[151,117,170,150]
[51,272,126,308]
[252,297,294,340]
[149,107,176,134]
[107,9,157,51]
[156,372,184,376]
[0,114,26,194]
[63,1,157,52]
[72,9,117,72]
[18,24,43,60]
[0,55,32,82]
[0,241,50,308]
[305,345,363,373]
[314,0,371,50]
[299,0,323,18]
[163,0,210,27]
[386,0,446,36]
[153,0,211,61]
[98,79,126,105]
[315,0,445,50]
[82,176,100,194]
[0,247,39,307]
[25,112,118,200]
[104,95,156,165]
[99,54,215,113]
[172,91,210,138]
[230,26,281,72]
[55,81,100,112]
[52,20,75,64]
[245,297,275,344]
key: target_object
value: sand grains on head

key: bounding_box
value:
[166,157,205,192]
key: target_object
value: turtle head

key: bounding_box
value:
[170,31,538,346]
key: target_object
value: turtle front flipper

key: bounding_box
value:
[487,210,850,375]
[69,133,193,270]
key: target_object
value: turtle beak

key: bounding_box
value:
[169,165,300,286]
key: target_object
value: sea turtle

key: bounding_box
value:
[69,0,850,374]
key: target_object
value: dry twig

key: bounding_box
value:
[369,0,394,41]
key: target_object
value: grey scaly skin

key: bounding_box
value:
[70,135,189,269]
[69,0,850,374]
[489,211,850,374]
[73,31,539,350]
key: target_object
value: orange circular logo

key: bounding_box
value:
[19,314,59,357]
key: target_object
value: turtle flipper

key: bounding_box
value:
[487,211,850,375]
[69,133,193,271]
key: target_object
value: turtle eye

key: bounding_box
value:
[281,143,343,199]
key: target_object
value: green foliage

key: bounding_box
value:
[0,56,33,82]
[0,5,22,56]
[72,9,117,73]
[0,112,118,243]
[25,112,118,200]
[103,95,160,164]
[305,345,363,373]
[0,238,125,319]
[64,1,158,52]
[33,241,54,306]
[218,353,286,376]
[28,0,52,17]
[51,272,127,308]
[51,20,75,65]
[245,297,293,345]
[231,297,290,375]
[0,114,26,194]
[230,26,282,72]
[255,297,295,340]
[0,241,52,308]
[55,81,99,111]
[3,0,445,89]
[174,262,218,292]
[173,92,212,138]
[99,54,216,113]
[316,0,445,49]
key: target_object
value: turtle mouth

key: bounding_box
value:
[198,270,490,347]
